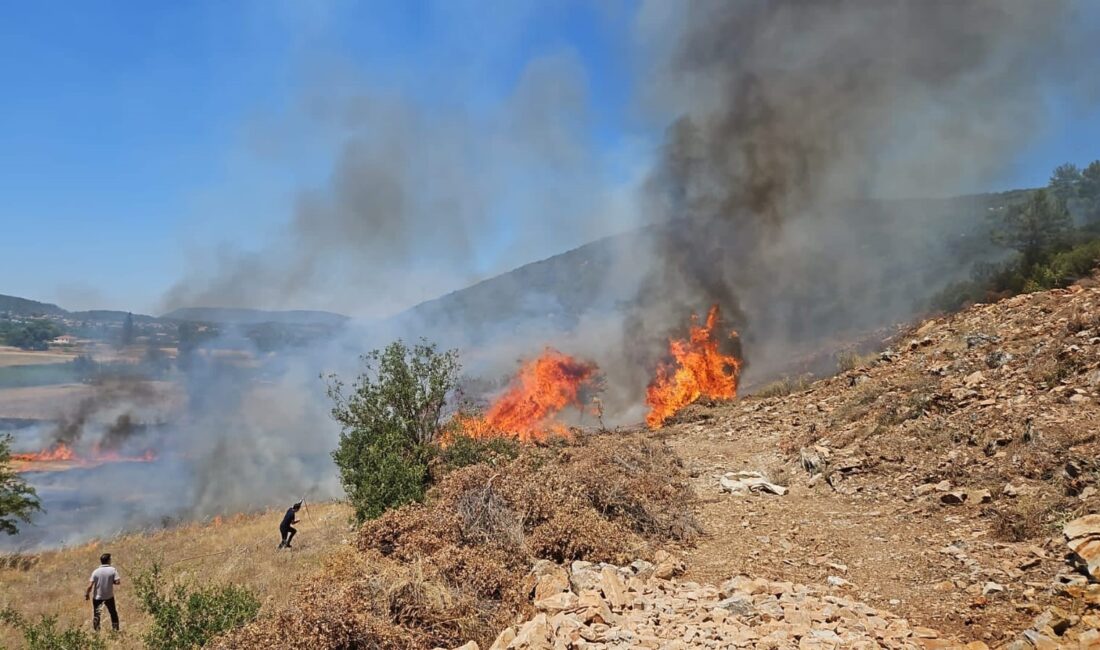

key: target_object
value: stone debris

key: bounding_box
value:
[719,470,789,496]
[999,591,1100,650]
[471,561,967,649]
[939,490,968,506]
[1064,514,1100,581]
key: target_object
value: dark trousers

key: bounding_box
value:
[280,524,296,546]
[92,597,119,631]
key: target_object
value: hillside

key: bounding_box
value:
[377,192,1016,386]
[235,280,1100,647]
[665,275,1100,647]
[160,307,349,327]
[0,294,66,317]
[3,279,1099,648]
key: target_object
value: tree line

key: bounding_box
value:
[934,159,1100,311]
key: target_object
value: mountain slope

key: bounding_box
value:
[161,307,349,327]
[0,293,66,317]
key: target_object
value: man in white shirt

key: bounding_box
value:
[84,552,121,632]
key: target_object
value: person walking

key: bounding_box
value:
[277,501,301,549]
[84,552,121,632]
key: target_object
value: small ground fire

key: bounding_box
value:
[11,442,157,473]
[454,348,599,443]
[646,305,742,429]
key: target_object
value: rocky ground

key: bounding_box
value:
[473,558,981,649]
[445,279,1100,649]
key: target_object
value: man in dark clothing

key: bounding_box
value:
[277,502,301,549]
[84,552,121,632]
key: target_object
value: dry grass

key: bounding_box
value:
[0,347,78,368]
[0,381,183,421]
[752,374,813,398]
[984,494,1077,542]
[836,350,877,372]
[221,430,697,649]
[0,502,353,649]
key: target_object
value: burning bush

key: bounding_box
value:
[646,305,742,428]
[218,430,697,649]
[450,348,600,444]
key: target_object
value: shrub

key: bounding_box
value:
[328,339,461,523]
[0,607,105,650]
[134,563,261,650]
[337,421,432,521]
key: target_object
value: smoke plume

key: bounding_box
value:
[164,52,635,320]
[628,0,1095,379]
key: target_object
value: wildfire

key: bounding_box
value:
[453,348,599,444]
[11,442,157,472]
[646,305,742,429]
[12,443,77,463]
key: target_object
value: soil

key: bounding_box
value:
[660,279,1100,647]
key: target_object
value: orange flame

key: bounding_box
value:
[645,305,742,429]
[12,443,77,462]
[12,442,157,472]
[454,348,598,444]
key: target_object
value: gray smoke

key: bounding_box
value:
[628,0,1097,381]
[163,51,634,320]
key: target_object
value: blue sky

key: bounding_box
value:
[2,1,1098,314]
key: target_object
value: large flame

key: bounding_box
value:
[453,348,598,444]
[646,305,742,429]
[11,442,157,472]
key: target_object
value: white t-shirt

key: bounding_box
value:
[90,566,120,600]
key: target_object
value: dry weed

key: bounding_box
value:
[225,430,694,649]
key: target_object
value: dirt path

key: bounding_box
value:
[665,407,1063,648]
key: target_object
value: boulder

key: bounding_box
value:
[1063,514,1100,580]
[569,561,602,594]
[531,562,571,602]
[599,566,629,610]
[940,490,968,505]
[489,628,516,650]
[653,550,685,580]
[508,614,552,650]
[534,591,579,613]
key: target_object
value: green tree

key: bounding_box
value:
[0,319,62,350]
[0,434,43,535]
[327,339,460,522]
[1049,163,1082,202]
[993,189,1073,267]
[1080,160,1100,223]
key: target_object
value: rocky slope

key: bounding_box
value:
[661,277,1100,647]
[448,277,1100,650]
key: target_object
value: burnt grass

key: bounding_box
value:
[216,429,698,650]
